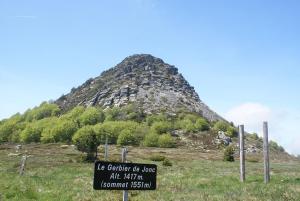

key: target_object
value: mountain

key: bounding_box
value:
[55,54,224,122]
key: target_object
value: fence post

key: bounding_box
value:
[122,148,128,201]
[263,122,270,183]
[19,155,27,175]
[239,125,245,182]
[105,136,108,161]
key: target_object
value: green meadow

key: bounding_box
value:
[0,144,299,201]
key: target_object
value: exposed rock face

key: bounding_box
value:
[55,54,224,121]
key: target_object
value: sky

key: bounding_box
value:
[0,0,299,155]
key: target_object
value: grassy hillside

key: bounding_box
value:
[0,144,299,201]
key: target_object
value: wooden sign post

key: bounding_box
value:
[93,148,157,201]
[263,122,270,183]
[122,148,128,201]
[104,136,108,161]
[239,125,245,182]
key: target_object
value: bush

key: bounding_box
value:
[79,107,105,126]
[175,114,209,133]
[158,134,175,148]
[195,118,210,131]
[61,106,85,121]
[162,158,172,166]
[143,132,159,147]
[150,121,173,134]
[146,114,168,126]
[25,102,60,121]
[117,129,138,146]
[41,120,78,143]
[20,117,58,143]
[226,126,238,138]
[149,155,166,162]
[223,145,235,162]
[72,125,98,160]
[214,121,229,132]
[94,121,139,144]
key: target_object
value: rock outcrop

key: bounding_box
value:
[55,54,224,121]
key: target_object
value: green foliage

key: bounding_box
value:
[143,132,159,147]
[105,107,124,121]
[223,145,235,162]
[61,106,85,121]
[20,117,58,143]
[214,121,229,132]
[0,114,27,143]
[72,125,98,156]
[149,155,166,161]
[158,133,176,148]
[41,120,78,143]
[79,107,105,126]
[270,140,285,152]
[117,129,138,146]
[150,121,173,134]
[213,121,237,137]
[94,121,139,144]
[175,114,209,133]
[249,133,259,140]
[146,113,168,126]
[162,158,173,166]
[24,102,60,121]
[226,126,238,138]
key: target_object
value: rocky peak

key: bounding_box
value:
[56,54,224,122]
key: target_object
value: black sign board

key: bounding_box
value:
[93,161,157,190]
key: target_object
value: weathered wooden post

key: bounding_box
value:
[263,121,270,183]
[122,148,128,201]
[105,136,108,161]
[239,125,245,182]
[19,155,27,175]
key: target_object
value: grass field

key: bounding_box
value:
[0,143,299,201]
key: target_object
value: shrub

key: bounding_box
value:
[223,145,235,162]
[150,121,173,134]
[41,120,78,143]
[94,121,139,144]
[149,155,166,162]
[146,114,168,126]
[226,126,238,138]
[105,107,125,121]
[143,132,159,147]
[20,117,58,143]
[117,129,138,146]
[162,158,172,166]
[158,134,175,148]
[25,102,60,121]
[195,118,210,131]
[214,121,229,132]
[61,106,85,121]
[79,107,105,126]
[72,125,98,161]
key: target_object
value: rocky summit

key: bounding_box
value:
[55,54,224,121]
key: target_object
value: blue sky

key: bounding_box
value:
[0,0,299,154]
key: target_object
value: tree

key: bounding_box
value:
[117,129,138,146]
[20,117,58,143]
[25,102,60,121]
[41,120,78,143]
[79,107,105,126]
[72,125,98,161]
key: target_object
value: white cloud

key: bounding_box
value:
[224,102,300,155]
